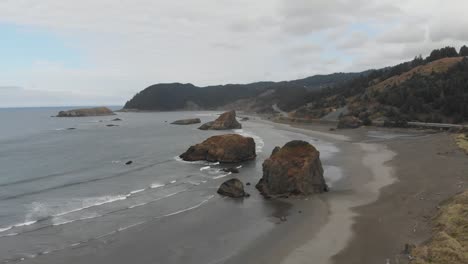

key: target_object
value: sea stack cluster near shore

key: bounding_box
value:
[178,110,327,199]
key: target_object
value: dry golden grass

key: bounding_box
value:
[455,134,468,154]
[370,57,464,93]
[411,191,468,264]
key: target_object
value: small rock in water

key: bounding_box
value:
[66,128,76,130]
[246,182,251,186]
[217,178,248,198]
[106,124,118,127]
[125,161,133,165]
[280,216,287,222]
[112,118,122,121]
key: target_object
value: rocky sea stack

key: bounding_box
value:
[57,107,115,117]
[217,179,249,198]
[198,110,241,130]
[179,134,256,163]
[171,118,201,125]
[256,140,327,197]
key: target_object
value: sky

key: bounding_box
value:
[1,0,468,107]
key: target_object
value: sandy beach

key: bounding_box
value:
[264,121,468,264]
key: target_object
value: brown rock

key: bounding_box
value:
[337,116,363,129]
[57,107,115,117]
[217,178,248,198]
[256,140,328,197]
[179,134,256,163]
[198,110,241,130]
[171,118,201,125]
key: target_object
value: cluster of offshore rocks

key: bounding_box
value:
[178,110,328,199]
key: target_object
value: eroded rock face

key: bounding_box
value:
[171,118,201,125]
[57,107,115,117]
[198,110,241,130]
[217,178,248,198]
[337,116,363,129]
[256,140,327,197]
[179,134,256,163]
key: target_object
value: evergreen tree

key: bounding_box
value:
[460,45,468,56]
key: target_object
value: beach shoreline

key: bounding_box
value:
[225,119,398,264]
[258,119,468,264]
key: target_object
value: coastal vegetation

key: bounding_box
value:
[124,46,468,126]
[455,134,468,154]
[411,191,468,264]
[57,107,115,117]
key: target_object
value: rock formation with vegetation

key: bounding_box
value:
[57,107,115,117]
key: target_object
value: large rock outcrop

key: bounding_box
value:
[256,140,328,197]
[57,107,115,117]
[217,179,249,198]
[171,118,201,125]
[179,134,256,163]
[337,115,363,129]
[198,110,242,130]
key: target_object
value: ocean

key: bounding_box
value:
[0,107,342,263]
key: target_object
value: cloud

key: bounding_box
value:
[0,0,467,106]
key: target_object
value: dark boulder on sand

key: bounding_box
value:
[179,134,256,163]
[57,107,115,117]
[112,118,122,121]
[217,178,249,198]
[256,140,328,197]
[337,116,363,129]
[171,118,201,125]
[198,110,241,130]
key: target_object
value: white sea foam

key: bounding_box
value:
[129,189,146,195]
[118,221,145,232]
[53,195,128,217]
[128,203,147,209]
[0,226,12,233]
[0,220,38,234]
[150,183,165,189]
[233,129,264,153]
[0,232,18,238]
[213,172,232,179]
[52,213,101,226]
[174,156,220,165]
[155,195,214,219]
[170,180,177,184]
[200,166,211,171]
